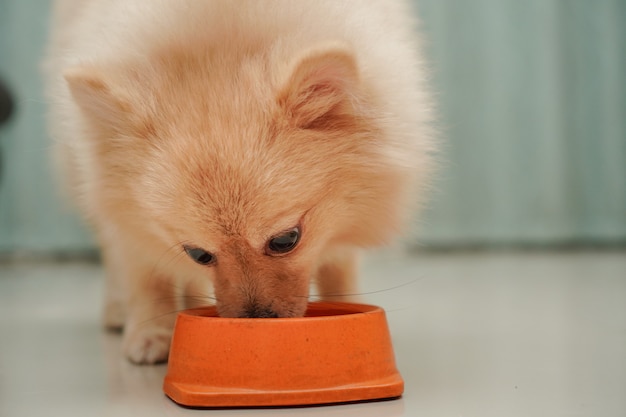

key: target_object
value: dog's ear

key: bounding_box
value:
[277,42,361,129]
[64,67,133,133]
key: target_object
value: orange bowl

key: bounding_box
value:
[163,301,404,407]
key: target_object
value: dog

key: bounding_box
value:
[44,0,435,364]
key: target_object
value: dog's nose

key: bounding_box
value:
[242,304,279,318]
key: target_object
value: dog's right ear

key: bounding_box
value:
[64,67,133,133]
[276,42,362,130]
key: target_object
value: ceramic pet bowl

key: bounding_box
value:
[163,301,403,407]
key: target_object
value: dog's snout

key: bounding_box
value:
[242,303,279,318]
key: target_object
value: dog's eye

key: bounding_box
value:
[184,246,216,265]
[267,226,301,255]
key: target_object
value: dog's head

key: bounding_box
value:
[65,42,414,317]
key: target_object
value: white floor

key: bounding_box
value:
[1,250,625,417]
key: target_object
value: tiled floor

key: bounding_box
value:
[1,250,625,417]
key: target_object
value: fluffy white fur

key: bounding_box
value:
[44,0,435,364]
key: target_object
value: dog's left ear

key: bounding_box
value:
[64,67,134,134]
[277,42,361,129]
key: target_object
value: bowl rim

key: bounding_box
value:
[179,301,384,322]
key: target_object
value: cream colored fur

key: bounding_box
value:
[44,0,435,364]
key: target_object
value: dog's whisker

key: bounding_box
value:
[147,241,188,280]
[150,294,216,305]
[136,309,187,327]
[308,276,425,299]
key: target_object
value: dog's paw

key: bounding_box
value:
[123,325,172,364]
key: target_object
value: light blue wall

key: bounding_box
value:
[0,0,624,254]
[414,0,626,245]
[0,1,93,252]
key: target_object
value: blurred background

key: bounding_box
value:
[0,0,624,257]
